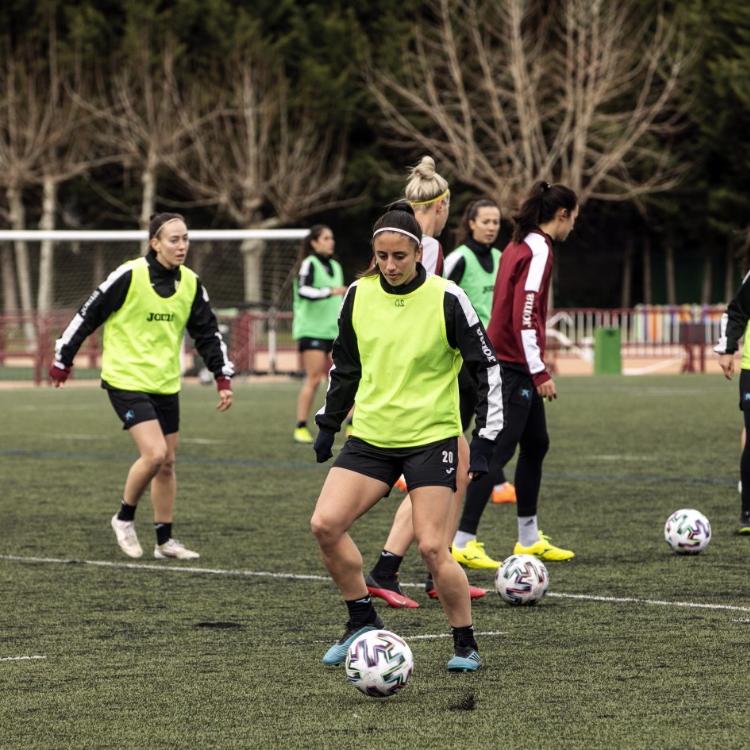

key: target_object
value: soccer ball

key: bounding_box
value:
[664,508,711,554]
[495,554,549,605]
[345,629,413,698]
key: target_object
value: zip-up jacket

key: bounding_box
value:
[715,270,750,360]
[487,231,553,386]
[53,250,234,387]
[315,263,503,445]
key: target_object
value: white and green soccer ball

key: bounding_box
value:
[664,508,711,554]
[345,629,413,698]
[495,554,549,605]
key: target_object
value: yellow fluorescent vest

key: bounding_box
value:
[743,322,750,369]
[101,257,197,394]
[350,273,462,448]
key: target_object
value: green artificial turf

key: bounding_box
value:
[1,376,749,749]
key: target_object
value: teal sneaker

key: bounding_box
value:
[447,646,482,672]
[321,615,384,666]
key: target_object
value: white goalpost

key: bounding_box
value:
[0,228,310,381]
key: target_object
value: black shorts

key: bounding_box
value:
[298,337,334,353]
[740,371,750,411]
[333,436,459,492]
[106,388,180,435]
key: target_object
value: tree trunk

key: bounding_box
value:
[241,238,266,305]
[621,234,633,308]
[642,234,652,305]
[665,241,676,305]
[1,245,18,314]
[37,176,57,314]
[140,165,157,254]
[7,184,35,340]
[724,242,736,302]
[701,254,712,305]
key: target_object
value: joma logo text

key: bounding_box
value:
[146,312,175,322]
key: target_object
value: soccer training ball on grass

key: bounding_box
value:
[664,508,711,554]
[495,554,549,605]
[345,629,413,698]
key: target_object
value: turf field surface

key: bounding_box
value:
[1,376,749,749]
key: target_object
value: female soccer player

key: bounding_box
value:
[292,225,347,444]
[445,198,517,510]
[310,203,503,672]
[454,182,578,563]
[716,280,750,534]
[364,158,493,606]
[50,212,234,560]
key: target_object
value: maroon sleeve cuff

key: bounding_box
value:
[531,370,550,387]
[216,376,232,392]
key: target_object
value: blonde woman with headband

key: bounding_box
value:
[365,157,491,609]
[310,202,504,672]
[50,212,234,561]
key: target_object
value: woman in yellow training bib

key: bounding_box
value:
[310,202,504,672]
[49,213,234,561]
[292,225,347,444]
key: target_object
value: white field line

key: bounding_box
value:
[0,655,46,662]
[408,631,506,641]
[3,554,750,614]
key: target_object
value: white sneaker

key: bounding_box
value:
[154,539,200,560]
[111,514,143,558]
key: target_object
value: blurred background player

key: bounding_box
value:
[292,225,347,444]
[445,198,517,507]
[715,274,750,534]
[454,182,578,564]
[364,157,490,606]
[310,203,503,671]
[49,212,234,560]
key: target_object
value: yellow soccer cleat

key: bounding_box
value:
[451,539,501,570]
[492,482,517,504]
[513,531,575,562]
[293,426,313,444]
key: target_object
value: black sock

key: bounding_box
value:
[345,595,377,627]
[117,499,136,522]
[371,550,403,580]
[452,625,478,651]
[296,420,307,429]
[155,522,172,545]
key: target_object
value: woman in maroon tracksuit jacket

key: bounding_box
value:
[452,181,579,565]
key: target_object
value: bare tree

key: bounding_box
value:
[370,0,690,211]
[85,40,205,250]
[169,56,347,304]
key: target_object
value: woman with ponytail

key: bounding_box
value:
[310,202,504,673]
[454,181,578,564]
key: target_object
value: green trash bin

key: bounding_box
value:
[594,327,622,375]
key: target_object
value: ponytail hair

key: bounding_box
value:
[361,201,422,277]
[404,155,449,210]
[302,224,331,256]
[512,182,577,243]
[459,198,500,244]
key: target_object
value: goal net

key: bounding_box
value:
[0,228,309,382]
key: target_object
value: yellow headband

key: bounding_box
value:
[408,189,450,207]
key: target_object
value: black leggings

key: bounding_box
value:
[458,369,549,535]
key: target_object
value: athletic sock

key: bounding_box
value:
[370,550,403,580]
[518,515,539,547]
[345,595,377,628]
[296,420,307,429]
[117,499,136,522]
[453,531,476,549]
[155,522,172,546]
[452,625,478,652]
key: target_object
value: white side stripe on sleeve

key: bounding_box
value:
[444,284,479,327]
[478,362,504,440]
[523,233,549,293]
[442,250,462,279]
[521,329,545,374]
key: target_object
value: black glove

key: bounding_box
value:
[314,428,336,463]
[468,437,495,481]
